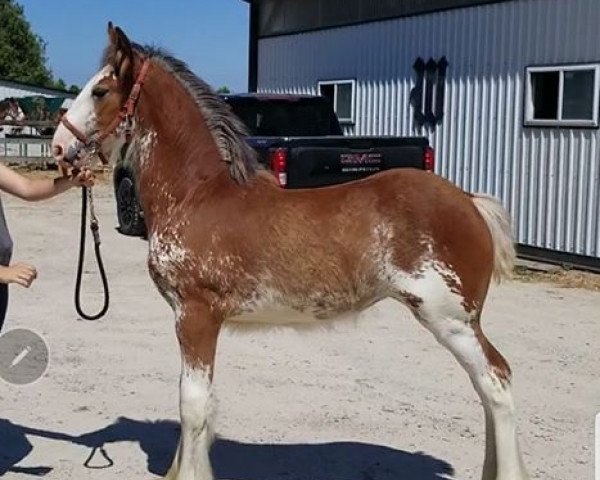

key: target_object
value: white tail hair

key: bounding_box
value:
[472,194,516,282]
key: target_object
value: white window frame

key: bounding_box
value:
[525,63,600,128]
[317,79,356,124]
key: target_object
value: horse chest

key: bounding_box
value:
[148,232,244,296]
[147,232,190,286]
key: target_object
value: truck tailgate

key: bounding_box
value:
[283,137,429,188]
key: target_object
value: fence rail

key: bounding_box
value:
[1,136,53,161]
[1,120,57,128]
[1,119,56,165]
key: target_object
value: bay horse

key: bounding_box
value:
[52,23,530,480]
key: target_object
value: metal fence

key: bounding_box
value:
[1,120,55,165]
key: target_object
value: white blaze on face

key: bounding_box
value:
[51,65,114,158]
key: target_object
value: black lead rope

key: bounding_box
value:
[75,186,110,320]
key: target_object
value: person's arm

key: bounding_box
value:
[0,163,93,202]
[0,263,37,287]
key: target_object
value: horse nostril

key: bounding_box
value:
[53,145,63,159]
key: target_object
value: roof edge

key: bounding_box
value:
[0,77,77,97]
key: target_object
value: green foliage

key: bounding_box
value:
[216,86,231,94]
[16,95,64,120]
[68,84,80,94]
[52,78,66,90]
[0,0,53,86]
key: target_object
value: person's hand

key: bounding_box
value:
[0,263,38,288]
[70,168,95,188]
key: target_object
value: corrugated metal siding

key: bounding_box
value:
[257,0,600,259]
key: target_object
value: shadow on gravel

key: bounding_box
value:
[0,416,454,479]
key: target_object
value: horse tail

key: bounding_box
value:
[471,194,516,283]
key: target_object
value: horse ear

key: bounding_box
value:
[107,23,134,90]
[107,21,116,41]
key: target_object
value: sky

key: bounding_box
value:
[18,0,250,92]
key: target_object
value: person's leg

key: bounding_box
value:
[0,283,8,332]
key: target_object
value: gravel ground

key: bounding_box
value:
[0,182,598,480]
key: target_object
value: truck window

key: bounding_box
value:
[226,98,343,137]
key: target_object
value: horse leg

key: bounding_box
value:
[166,300,220,480]
[472,321,529,480]
[482,403,497,479]
[411,299,530,480]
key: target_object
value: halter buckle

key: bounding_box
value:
[88,142,98,156]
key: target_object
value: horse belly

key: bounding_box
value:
[227,306,323,325]
[227,290,361,326]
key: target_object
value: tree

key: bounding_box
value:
[68,84,81,94]
[0,0,53,86]
[52,78,66,90]
[216,86,231,94]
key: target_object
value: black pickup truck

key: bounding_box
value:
[114,93,434,235]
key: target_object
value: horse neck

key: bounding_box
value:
[136,64,226,182]
[134,63,227,194]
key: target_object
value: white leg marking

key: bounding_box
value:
[171,361,214,480]
[415,314,529,480]
[478,375,529,480]
[388,260,529,480]
[482,406,498,480]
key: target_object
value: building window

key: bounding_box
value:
[318,79,355,124]
[525,64,600,127]
[411,57,448,128]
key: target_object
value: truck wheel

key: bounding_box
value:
[116,175,145,236]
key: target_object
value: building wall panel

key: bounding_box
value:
[257,0,600,259]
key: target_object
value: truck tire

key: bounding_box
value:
[116,174,145,236]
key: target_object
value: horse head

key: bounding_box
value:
[52,23,140,168]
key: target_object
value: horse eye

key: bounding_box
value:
[92,86,109,99]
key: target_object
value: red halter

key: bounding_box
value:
[60,59,151,165]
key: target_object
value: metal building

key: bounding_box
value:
[0,78,75,102]
[244,0,600,269]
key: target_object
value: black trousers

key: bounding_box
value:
[0,283,8,332]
